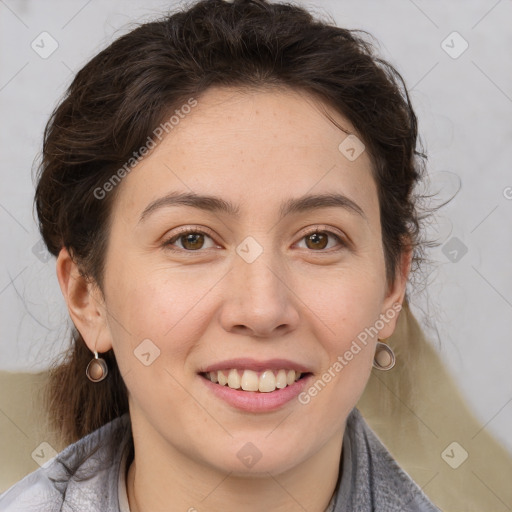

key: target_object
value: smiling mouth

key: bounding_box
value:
[200,369,311,393]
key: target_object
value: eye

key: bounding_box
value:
[162,226,347,253]
[163,227,218,252]
[296,228,347,251]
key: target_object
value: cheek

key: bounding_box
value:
[304,266,385,345]
[102,267,213,416]
[295,270,384,413]
[104,263,220,359]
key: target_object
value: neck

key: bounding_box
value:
[126,431,343,512]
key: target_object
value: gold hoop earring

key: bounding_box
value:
[373,339,395,371]
[86,350,108,382]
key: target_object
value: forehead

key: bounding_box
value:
[112,86,379,225]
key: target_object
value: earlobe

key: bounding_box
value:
[378,247,413,339]
[56,247,113,354]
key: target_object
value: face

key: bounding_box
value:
[81,87,408,475]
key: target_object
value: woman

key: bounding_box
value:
[0,0,441,510]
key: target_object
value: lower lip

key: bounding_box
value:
[199,373,313,412]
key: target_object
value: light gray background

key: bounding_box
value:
[1,0,511,455]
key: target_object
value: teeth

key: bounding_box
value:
[241,370,259,391]
[227,369,241,389]
[275,369,287,389]
[259,370,276,393]
[205,369,304,392]
[218,370,228,386]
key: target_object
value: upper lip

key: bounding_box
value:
[199,358,313,374]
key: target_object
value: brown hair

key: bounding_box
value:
[36,0,433,446]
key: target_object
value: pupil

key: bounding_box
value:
[184,233,203,249]
[308,232,327,250]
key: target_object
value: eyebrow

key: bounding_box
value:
[138,191,367,223]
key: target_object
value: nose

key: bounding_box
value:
[218,250,300,338]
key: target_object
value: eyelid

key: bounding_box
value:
[296,225,348,246]
[162,224,349,252]
[168,224,217,239]
[163,225,220,248]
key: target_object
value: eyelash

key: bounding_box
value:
[162,226,347,254]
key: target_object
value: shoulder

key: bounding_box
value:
[0,413,132,512]
[337,408,440,512]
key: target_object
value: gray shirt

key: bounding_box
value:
[0,408,440,511]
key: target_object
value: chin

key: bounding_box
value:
[200,441,311,477]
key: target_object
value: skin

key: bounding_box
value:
[57,86,411,512]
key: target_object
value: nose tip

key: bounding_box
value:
[219,257,300,338]
[231,319,291,338]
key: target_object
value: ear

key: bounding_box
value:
[377,246,413,339]
[56,247,113,354]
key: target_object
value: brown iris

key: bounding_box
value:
[180,233,205,250]
[305,232,328,250]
